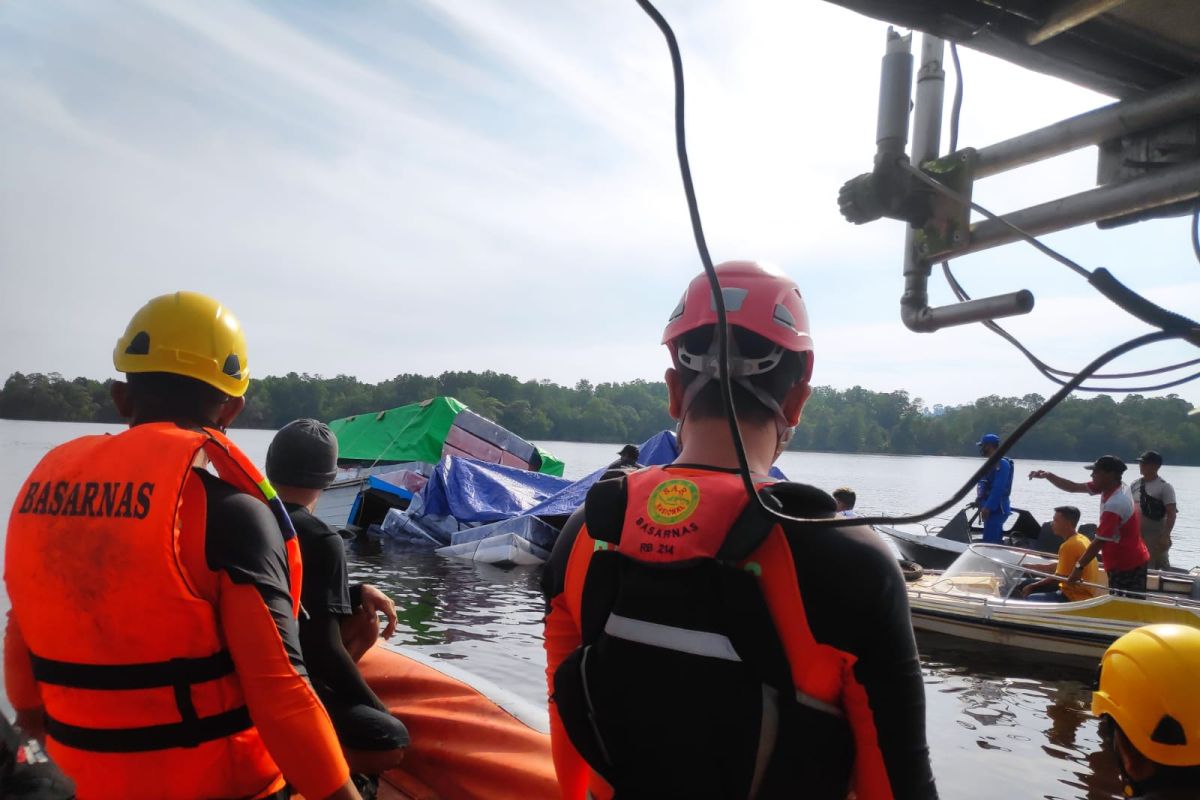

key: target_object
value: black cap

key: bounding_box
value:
[1084,455,1126,474]
[619,444,639,458]
[267,419,339,489]
[1136,450,1163,466]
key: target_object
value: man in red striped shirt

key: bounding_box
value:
[1029,455,1150,595]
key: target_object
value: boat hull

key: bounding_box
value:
[358,644,557,800]
[908,586,1200,661]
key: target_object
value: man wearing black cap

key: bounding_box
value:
[1029,455,1150,595]
[266,419,410,798]
[1130,450,1178,570]
[607,444,641,471]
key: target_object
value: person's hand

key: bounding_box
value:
[980,508,990,522]
[1067,566,1083,584]
[1029,469,1048,480]
[1020,584,1033,598]
[359,584,398,639]
[15,707,45,745]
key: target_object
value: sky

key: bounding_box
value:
[1,0,1198,408]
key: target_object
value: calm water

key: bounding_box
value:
[7,420,1200,798]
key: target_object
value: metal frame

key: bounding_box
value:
[871,32,1200,333]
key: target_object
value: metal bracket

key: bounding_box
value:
[914,149,976,259]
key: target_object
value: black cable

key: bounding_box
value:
[905,161,1092,278]
[942,263,1200,391]
[947,43,963,154]
[789,331,1183,528]
[634,2,1198,530]
[939,46,1200,392]
[1192,203,1199,266]
[634,0,759,502]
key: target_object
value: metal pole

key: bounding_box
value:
[900,34,944,331]
[902,35,1036,332]
[876,28,914,160]
[928,159,1200,261]
[971,74,1200,178]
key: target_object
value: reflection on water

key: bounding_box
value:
[348,543,549,700]
[919,632,1122,799]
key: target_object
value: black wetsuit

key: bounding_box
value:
[542,466,938,799]
[286,504,409,752]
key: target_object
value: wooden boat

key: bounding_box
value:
[907,544,1200,663]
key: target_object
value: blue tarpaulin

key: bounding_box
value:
[524,430,788,519]
[416,431,791,530]
[523,431,680,518]
[419,456,573,524]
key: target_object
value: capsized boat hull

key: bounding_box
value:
[357,644,557,800]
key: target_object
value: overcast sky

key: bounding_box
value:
[2,0,1198,408]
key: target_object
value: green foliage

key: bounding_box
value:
[2,371,1197,464]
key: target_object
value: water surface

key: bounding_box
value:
[8,421,1199,798]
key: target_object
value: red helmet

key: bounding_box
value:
[663,260,814,383]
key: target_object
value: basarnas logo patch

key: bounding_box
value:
[647,479,700,525]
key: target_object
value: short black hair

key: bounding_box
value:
[832,487,856,509]
[673,325,808,424]
[1054,505,1081,527]
[125,372,231,425]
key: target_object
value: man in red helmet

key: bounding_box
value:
[542,262,937,800]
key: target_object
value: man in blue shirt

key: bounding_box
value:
[975,433,1013,544]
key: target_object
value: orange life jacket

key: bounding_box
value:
[555,466,890,799]
[6,423,303,800]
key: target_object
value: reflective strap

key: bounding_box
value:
[30,650,236,690]
[45,706,252,753]
[748,684,779,800]
[795,689,843,718]
[604,613,742,662]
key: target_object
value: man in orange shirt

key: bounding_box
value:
[1021,506,1100,602]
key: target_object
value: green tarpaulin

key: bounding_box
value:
[536,447,565,478]
[328,396,563,476]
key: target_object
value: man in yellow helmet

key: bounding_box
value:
[1092,624,1200,798]
[4,292,360,800]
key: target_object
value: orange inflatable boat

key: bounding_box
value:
[357,644,558,800]
[0,643,556,799]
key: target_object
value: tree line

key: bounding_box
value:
[3,371,1198,464]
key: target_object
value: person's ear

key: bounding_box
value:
[665,367,685,420]
[215,395,246,430]
[782,382,812,426]
[110,381,134,419]
[1114,726,1155,784]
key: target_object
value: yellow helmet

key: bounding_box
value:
[113,291,250,397]
[1092,624,1200,767]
